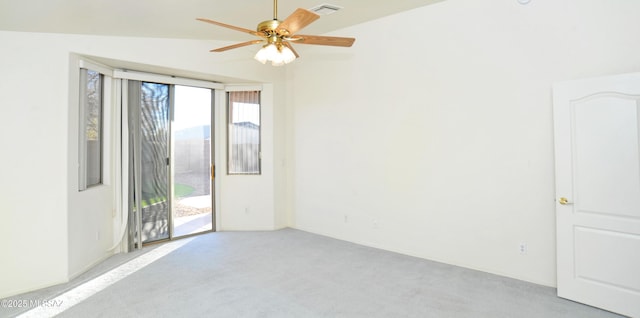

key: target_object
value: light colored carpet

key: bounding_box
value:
[2,228,623,317]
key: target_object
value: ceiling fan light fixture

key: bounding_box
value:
[254,44,275,64]
[279,46,297,64]
[254,43,296,66]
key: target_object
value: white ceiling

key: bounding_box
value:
[0,0,444,41]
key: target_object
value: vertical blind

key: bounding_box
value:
[227,91,261,174]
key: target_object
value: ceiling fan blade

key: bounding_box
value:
[210,40,264,52]
[283,41,300,58]
[197,18,263,37]
[276,8,319,36]
[290,35,355,47]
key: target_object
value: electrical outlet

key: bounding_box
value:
[519,242,527,254]
[245,207,250,214]
[344,215,348,223]
[373,219,379,229]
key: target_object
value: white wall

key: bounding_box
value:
[66,54,115,280]
[273,82,289,229]
[0,32,70,299]
[219,84,277,231]
[0,30,286,297]
[287,0,640,286]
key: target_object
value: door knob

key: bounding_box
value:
[559,197,572,205]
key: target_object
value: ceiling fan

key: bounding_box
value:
[196,0,356,66]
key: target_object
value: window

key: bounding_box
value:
[79,68,103,189]
[227,91,261,174]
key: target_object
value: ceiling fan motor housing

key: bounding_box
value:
[257,20,283,35]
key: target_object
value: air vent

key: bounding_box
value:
[309,3,342,15]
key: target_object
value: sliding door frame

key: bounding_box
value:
[115,70,224,249]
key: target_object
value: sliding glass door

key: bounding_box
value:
[128,81,214,247]
[172,85,214,237]
[139,82,171,243]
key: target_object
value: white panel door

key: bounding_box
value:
[553,73,640,317]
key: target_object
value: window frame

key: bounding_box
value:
[78,59,112,191]
[226,89,262,175]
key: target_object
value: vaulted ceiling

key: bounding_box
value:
[0,0,444,41]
